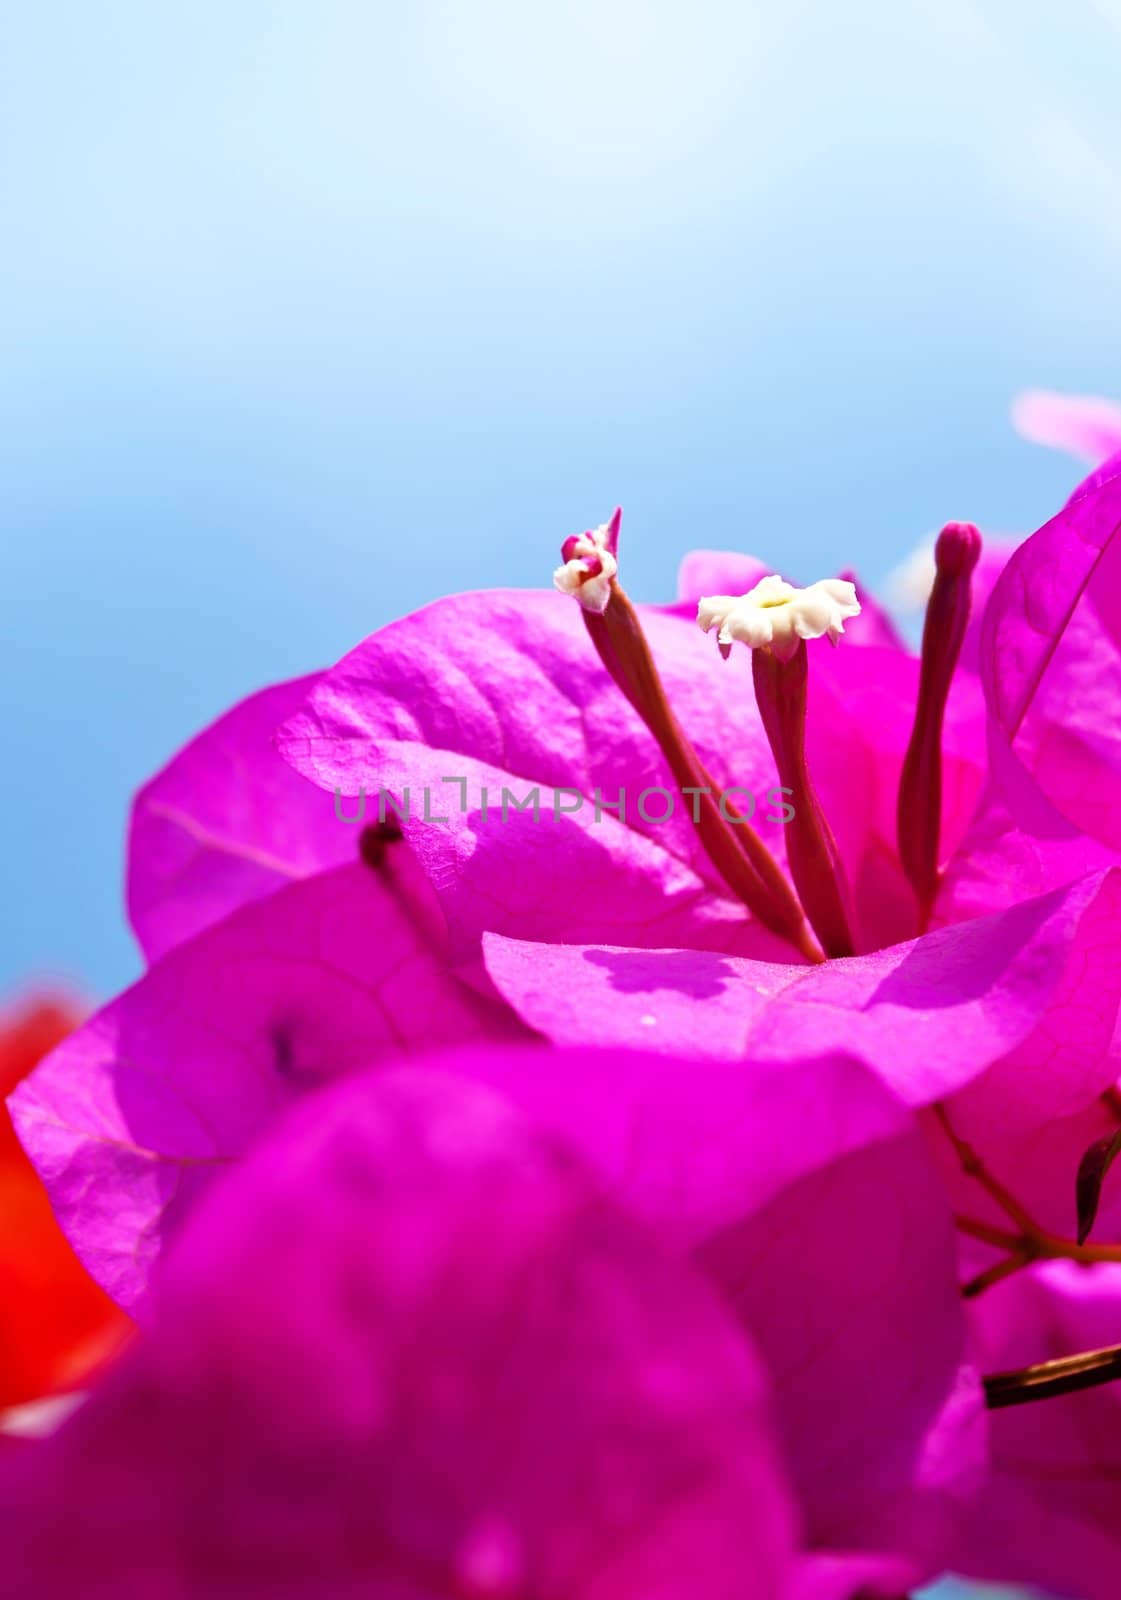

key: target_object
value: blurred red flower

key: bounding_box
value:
[0,996,131,1409]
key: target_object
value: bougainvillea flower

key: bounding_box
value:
[119,550,929,974]
[0,995,131,1409]
[10,862,527,1316]
[479,865,1121,1254]
[14,399,1121,1595]
[262,503,1110,1069]
[22,452,1121,1309]
[17,704,1119,1324]
[1,1062,802,1598]
[266,471,1121,1056]
[128,674,353,961]
[479,867,1120,1098]
[440,1042,985,1587]
[4,1045,986,1597]
[273,577,985,961]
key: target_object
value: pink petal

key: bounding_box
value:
[482,933,800,1058]
[9,861,524,1315]
[275,588,797,960]
[275,586,973,962]
[833,571,908,652]
[981,454,1121,850]
[427,1044,985,1583]
[957,535,1018,675]
[129,676,352,961]
[1012,388,1121,465]
[808,641,987,949]
[937,765,1121,928]
[484,868,1121,1117]
[783,1551,917,1600]
[1067,443,1121,504]
[675,550,771,603]
[1,1067,797,1599]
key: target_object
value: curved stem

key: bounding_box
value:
[933,1105,1043,1236]
[751,641,856,958]
[584,585,821,961]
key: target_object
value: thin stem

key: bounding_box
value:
[954,1202,1121,1282]
[954,1213,1025,1252]
[985,1342,1121,1408]
[934,1105,1043,1236]
[962,1252,1033,1298]
[751,641,857,958]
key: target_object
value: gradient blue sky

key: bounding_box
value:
[3,0,1121,1004]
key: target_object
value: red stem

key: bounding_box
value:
[584,585,821,961]
[751,641,856,959]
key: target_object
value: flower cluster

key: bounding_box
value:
[7,389,1121,1597]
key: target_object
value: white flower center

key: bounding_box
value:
[553,521,619,614]
[697,574,860,660]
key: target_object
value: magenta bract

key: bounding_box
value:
[2,1064,798,1598]
[14,421,1121,1598]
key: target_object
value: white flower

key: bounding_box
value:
[553,519,619,614]
[697,574,861,661]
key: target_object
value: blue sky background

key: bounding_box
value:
[3,0,1121,1019]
